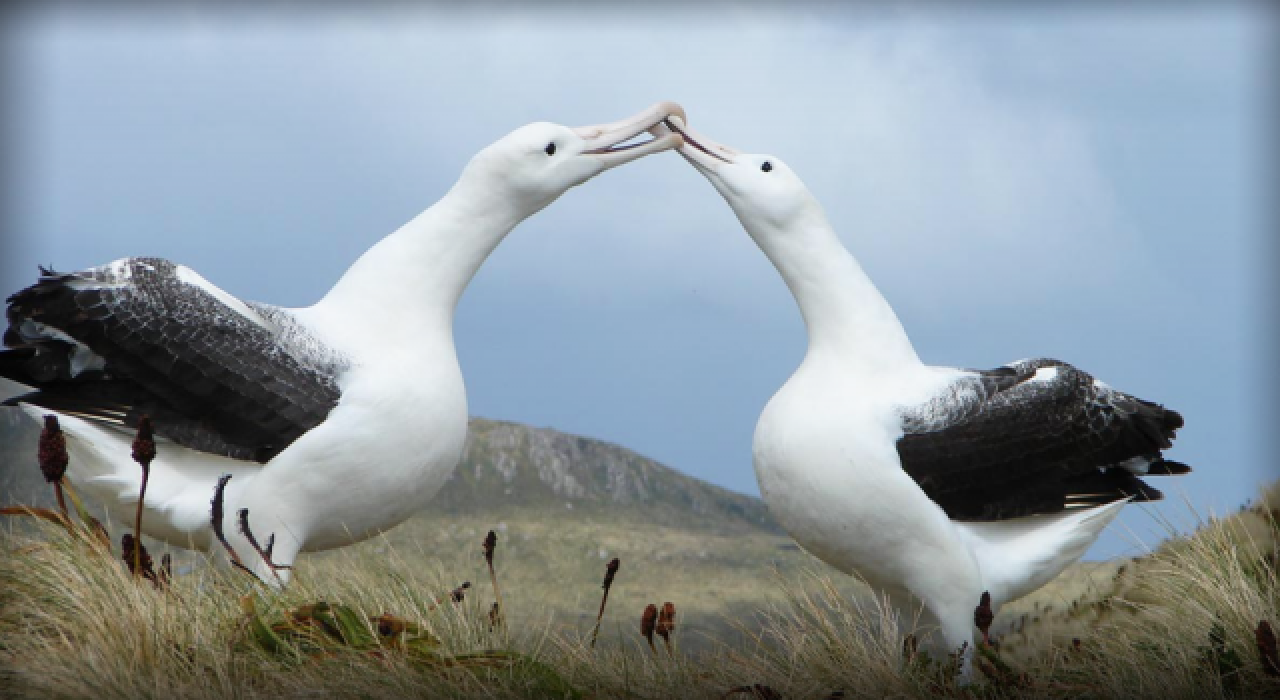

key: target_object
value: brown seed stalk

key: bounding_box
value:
[131,416,156,577]
[0,505,73,530]
[85,515,111,547]
[1258,620,1279,676]
[656,601,676,656]
[38,415,70,517]
[158,553,172,589]
[590,557,621,648]
[236,508,291,586]
[974,591,994,645]
[426,581,471,612]
[482,530,505,627]
[641,603,658,652]
[210,474,259,582]
[450,580,471,602]
[482,529,496,565]
[121,533,156,583]
[721,685,781,700]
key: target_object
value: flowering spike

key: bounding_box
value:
[482,530,504,631]
[656,601,677,652]
[121,533,155,582]
[590,557,621,648]
[975,591,994,645]
[130,415,156,576]
[426,581,471,612]
[1259,620,1279,676]
[657,602,676,634]
[38,415,69,483]
[641,603,658,652]
[131,415,156,467]
[482,530,497,566]
[603,557,620,590]
[38,415,72,517]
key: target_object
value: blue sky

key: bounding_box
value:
[1,2,1274,558]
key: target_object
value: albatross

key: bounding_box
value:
[0,102,685,585]
[657,116,1189,679]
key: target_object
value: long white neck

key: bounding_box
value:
[306,172,526,344]
[745,208,922,375]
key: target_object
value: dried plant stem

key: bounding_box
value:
[59,480,97,541]
[426,582,471,612]
[210,474,261,583]
[131,417,156,579]
[133,468,149,577]
[590,557,620,649]
[0,505,74,530]
[589,592,612,649]
[487,566,505,628]
[483,530,505,632]
[236,508,290,587]
[53,480,69,519]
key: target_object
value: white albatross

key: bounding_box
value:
[657,117,1189,679]
[0,102,685,586]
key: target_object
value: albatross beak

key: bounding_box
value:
[649,115,740,172]
[573,101,686,169]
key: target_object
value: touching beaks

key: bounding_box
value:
[650,114,740,171]
[572,101,686,169]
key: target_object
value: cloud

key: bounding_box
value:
[1,9,1160,319]
[2,4,1272,557]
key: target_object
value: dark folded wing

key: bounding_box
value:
[2,258,345,463]
[896,358,1186,521]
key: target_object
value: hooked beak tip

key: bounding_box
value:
[662,117,734,166]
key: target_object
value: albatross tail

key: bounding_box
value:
[15,405,257,551]
[955,498,1128,606]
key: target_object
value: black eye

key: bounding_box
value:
[545,142,557,156]
[761,161,773,172]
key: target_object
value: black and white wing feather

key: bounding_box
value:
[896,358,1189,521]
[1,258,346,463]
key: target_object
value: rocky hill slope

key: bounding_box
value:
[1,412,776,535]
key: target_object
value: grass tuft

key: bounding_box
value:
[1,481,1277,698]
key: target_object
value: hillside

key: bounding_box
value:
[1,413,776,533]
[8,408,1266,660]
[0,410,829,649]
[438,418,778,533]
[0,410,56,509]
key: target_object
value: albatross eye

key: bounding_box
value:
[545,142,557,156]
[761,161,773,173]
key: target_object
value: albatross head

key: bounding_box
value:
[653,116,821,233]
[462,102,686,212]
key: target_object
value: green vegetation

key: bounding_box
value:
[1,413,1277,697]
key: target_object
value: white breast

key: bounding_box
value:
[751,361,969,587]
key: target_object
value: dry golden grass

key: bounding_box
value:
[2,484,1277,699]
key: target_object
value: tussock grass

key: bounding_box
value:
[2,483,1277,699]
